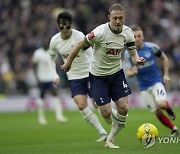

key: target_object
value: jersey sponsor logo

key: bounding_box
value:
[106,49,120,56]
[88,31,95,40]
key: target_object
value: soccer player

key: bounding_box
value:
[61,4,145,148]
[49,11,108,142]
[123,26,179,136]
[32,39,67,125]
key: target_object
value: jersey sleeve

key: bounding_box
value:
[146,42,162,57]
[48,37,59,78]
[125,29,136,50]
[85,25,103,46]
[32,50,39,64]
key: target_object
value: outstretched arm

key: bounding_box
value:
[127,49,145,65]
[49,55,61,85]
[61,39,88,72]
[159,52,170,84]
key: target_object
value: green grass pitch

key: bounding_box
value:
[0,108,179,154]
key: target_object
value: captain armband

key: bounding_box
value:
[126,42,136,50]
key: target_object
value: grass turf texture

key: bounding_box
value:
[0,108,179,154]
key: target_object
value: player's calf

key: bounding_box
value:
[106,110,128,144]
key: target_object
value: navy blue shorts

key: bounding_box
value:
[38,81,57,98]
[69,77,92,98]
[89,69,131,106]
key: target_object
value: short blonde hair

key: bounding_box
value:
[109,3,125,14]
[131,26,143,32]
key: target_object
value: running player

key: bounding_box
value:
[61,4,145,148]
[32,39,67,125]
[49,11,108,142]
[123,26,179,136]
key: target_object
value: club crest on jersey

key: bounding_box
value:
[106,49,120,56]
[88,31,95,40]
[144,51,151,58]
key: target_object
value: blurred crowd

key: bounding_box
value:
[0,0,179,95]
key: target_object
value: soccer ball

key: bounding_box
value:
[137,123,158,148]
[137,123,158,140]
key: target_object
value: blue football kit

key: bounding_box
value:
[124,42,163,91]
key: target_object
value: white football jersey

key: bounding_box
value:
[85,23,135,76]
[32,48,54,82]
[49,29,92,80]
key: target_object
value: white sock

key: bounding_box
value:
[53,97,65,120]
[107,112,128,141]
[37,98,45,120]
[173,126,178,130]
[80,106,107,135]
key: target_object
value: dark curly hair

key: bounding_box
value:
[57,11,72,25]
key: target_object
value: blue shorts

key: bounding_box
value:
[38,81,57,98]
[39,81,54,91]
[89,69,131,106]
[69,77,92,98]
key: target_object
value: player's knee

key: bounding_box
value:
[100,108,112,119]
[117,104,128,115]
[50,89,57,97]
[77,102,88,111]
[156,100,166,108]
[123,105,128,113]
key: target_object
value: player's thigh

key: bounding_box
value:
[38,82,48,98]
[89,73,111,106]
[152,82,167,102]
[48,85,58,96]
[42,82,57,96]
[69,78,88,97]
[140,90,157,112]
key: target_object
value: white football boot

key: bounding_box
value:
[38,118,47,125]
[105,140,120,149]
[57,117,68,123]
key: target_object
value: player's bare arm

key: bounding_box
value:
[159,52,170,84]
[61,39,88,72]
[128,49,145,65]
[50,55,60,85]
